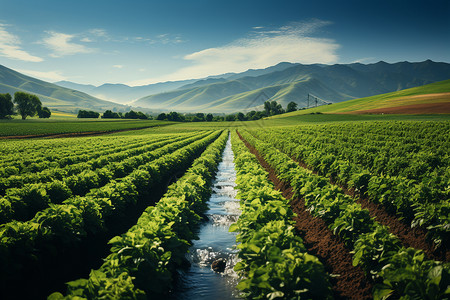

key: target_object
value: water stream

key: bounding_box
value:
[169,136,241,299]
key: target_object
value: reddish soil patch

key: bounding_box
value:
[350,102,450,114]
[237,130,374,300]
[0,125,159,140]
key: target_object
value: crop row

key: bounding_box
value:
[0,131,211,224]
[0,130,222,297]
[48,131,229,299]
[249,124,449,248]
[0,133,198,191]
[0,132,201,176]
[0,134,148,166]
[250,121,449,182]
[239,130,449,300]
[230,131,332,299]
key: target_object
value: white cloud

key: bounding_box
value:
[41,31,95,57]
[0,24,43,62]
[17,69,66,82]
[129,20,339,85]
[113,64,123,69]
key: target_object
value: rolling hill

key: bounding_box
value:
[268,79,450,117]
[54,79,199,105]
[0,65,131,114]
[132,60,450,113]
[54,62,299,104]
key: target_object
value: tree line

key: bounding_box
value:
[155,100,298,122]
[78,109,151,119]
[0,92,51,119]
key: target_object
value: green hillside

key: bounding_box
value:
[269,79,450,117]
[0,65,130,114]
[132,60,450,113]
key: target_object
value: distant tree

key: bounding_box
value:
[213,115,224,122]
[264,100,284,116]
[225,114,235,121]
[236,112,246,121]
[195,113,205,121]
[14,92,42,120]
[136,111,148,119]
[124,110,137,119]
[37,107,51,118]
[206,113,213,122]
[102,110,121,118]
[167,111,183,122]
[270,100,284,115]
[156,113,167,120]
[77,110,100,118]
[0,93,14,119]
[264,101,271,115]
[286,101,298,112]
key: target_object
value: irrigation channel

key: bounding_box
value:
[169,136,241,299]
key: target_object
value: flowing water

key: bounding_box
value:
[169,136,241,299]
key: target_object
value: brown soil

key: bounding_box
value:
[349,102,450,114]
[292,157,448,262]
[237,130,374,300]
[0,125,160,140]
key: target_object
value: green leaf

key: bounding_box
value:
[267,291,284,300]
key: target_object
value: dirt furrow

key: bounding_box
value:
[293,155,448,262]
[237,130,373,300]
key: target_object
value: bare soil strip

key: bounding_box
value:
[293,158,449,262]
[237,130,373,300]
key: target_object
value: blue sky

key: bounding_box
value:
[0,0,448,86]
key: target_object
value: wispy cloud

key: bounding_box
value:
[41,31,95,57]
[17,68,66,82]
[89,28,108,38]
[129,20,339,85]
[0,24,43,62]
[112,64,123,69]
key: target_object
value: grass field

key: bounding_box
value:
[269,79,450,116]
[2,113,450,137]
[0,119,173,137]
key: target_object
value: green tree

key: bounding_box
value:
[225,114,235,121]
[14,92,42,120]
[37,106,51,118]
[102,110,121,118]
[195,113,205,121]
[0,93,14,119]
[77,110,100,118]
[206,113,213,122]
[236,112,246,121]
[167,111,183,122]
[156,113,167,120]
[286,101,298,112]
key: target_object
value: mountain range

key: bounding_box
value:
[131,60,450,113]
[1,60,450,114]
[0,64,131,114]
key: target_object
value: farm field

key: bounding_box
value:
[270,79,450,116]
[0,119,173,137]
[0,115,449,299]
